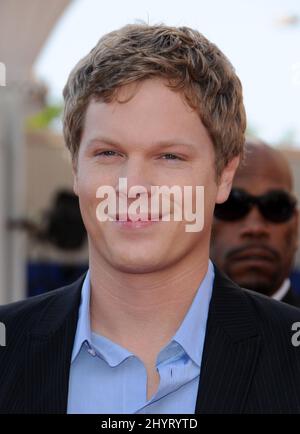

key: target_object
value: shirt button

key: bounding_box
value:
[87,347,96,357]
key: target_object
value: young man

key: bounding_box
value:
[0,24,300,414]
[211,139,300,307]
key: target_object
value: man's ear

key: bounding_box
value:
[215,156,240,204]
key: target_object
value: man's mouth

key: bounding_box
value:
[105,212,173,230]
[229,246,277,263]
[114,213,164,222]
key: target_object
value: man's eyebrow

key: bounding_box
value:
[86,136,199,150]
[86,137,123,149]
[151,140,199,150]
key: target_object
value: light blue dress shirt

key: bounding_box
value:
[67,261,214,414]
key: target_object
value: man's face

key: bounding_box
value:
[73,79,234,274]
[211,156,299,295]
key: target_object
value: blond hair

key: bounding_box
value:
[63,23,246,176]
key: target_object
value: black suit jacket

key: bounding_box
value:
[0,267,300,414]
[282,287,300,308]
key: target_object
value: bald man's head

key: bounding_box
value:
[236,139,293,192]
[211,139,299,297]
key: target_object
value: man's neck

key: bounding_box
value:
[89,244,210,363]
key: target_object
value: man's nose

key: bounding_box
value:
[115,156,152,194]
[239,206,270,239]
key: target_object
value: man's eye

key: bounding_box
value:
[161,153,182,160]
[96,150,118,157]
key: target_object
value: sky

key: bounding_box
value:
[34,0,300,145]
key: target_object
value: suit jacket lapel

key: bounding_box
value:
[195,267,261,414]
[24,275,84,414]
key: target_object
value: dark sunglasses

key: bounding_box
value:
[214,188,297,223]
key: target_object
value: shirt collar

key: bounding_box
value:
[71,269,92,363]
[167,260,214,366]
[71,261,214,366]
[272,278,291,301]
[71,271,134,365]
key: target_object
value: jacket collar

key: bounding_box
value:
[195,266,261,413]
[24,274,85,414]
[29,272,86,338]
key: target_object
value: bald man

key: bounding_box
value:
[211,139,300,307]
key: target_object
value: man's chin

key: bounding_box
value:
[228,272,277,296]
[240,279,273,294]
[102,249,168,274]
[224,262,281,296]
[106,259,167,274]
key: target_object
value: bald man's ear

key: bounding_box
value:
[215,156,240,204]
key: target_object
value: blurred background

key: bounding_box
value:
[0,0,299,303]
